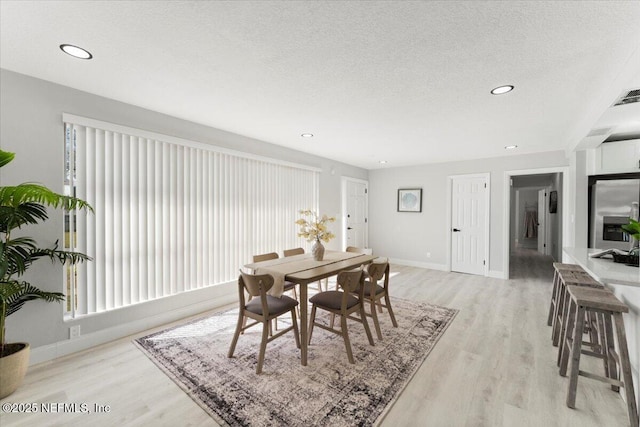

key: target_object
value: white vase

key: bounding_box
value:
[311,239,325,261]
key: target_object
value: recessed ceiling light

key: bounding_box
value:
[301,133,314,138]
[505,145,518,150]
[379,160,387,164]
[60,44,93,60]
[491,85,514,95]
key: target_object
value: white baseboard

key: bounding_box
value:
[489,270,506,279]
[30,291,236,366]
[390,258,505,280]
[389,258,448,271]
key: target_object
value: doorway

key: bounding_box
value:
[505,169,567,279]
[341,177,369,250]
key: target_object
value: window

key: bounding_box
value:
[64,115,319,317]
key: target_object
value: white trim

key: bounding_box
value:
[62,113,322,173]
[30,282,237,365]
[446,172,491,276]
[341,176,369,250]
[503,166,570,279]
[389,258,448,271]
[488,270,505,279]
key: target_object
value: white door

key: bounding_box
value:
[538,189,547,255]
[451,175,488,275]
[343,178,368,249]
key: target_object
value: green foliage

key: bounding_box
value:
[0,149,93,348]
[621,218,640,240]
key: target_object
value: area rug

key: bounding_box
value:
[134,298,458,427]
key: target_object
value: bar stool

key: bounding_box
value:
[552,269,602,348]
[558,285,638,427]
[548,263,584,327]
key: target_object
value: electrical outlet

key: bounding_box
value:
[426,252,431,258]
[69,325,81,339]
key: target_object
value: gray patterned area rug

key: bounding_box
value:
[134,298,457,427]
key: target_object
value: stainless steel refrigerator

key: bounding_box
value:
[588,174,640,250]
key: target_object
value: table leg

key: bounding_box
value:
[299,282,308,366]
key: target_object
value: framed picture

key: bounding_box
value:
[549,190,558,214]
[397,188,422,212]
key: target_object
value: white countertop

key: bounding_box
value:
[563,247,640,288]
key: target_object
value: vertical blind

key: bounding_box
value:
[64,116,319,316]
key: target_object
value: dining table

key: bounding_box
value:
[244,250,376,366]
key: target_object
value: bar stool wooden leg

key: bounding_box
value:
[547,270,559,326]
[552,279,567,346]
[567,306,586,408]
[603,314,619,392]
[558,289,575,368]
[613,312,639,427]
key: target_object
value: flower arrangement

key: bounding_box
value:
[295,210,336,243]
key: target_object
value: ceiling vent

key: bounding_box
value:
[613,88,640,106]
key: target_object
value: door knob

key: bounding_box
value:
[452,228,461,232]
[347,227,353,230]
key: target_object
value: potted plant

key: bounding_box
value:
[621,218,640,248]
[0,149,92,398]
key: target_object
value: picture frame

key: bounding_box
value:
[549,190,558,214]
[397,188,422,212]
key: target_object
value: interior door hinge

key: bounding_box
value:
[484,183,487,188]
[365,188,368,194]
[483,260,486,265]
[365,218,368,223]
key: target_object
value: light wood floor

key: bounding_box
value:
[1,249,630,426]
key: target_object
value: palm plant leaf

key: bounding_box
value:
[0,202,49,232]
[0,237,37,277]
[0,150,15,168]
[0,183,93,213]
[0,281,64,317]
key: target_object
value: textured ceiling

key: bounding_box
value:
[1,1,639,169]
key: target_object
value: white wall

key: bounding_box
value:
[0,69,367,362]
[368,151,569,276]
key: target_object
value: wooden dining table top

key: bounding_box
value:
[244,250,375,284]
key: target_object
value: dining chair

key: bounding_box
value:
[284,247,326,292]
[308,267,374,364]
[228,272,301,374]
[332,246,374,292]
[253,252,298,298]
[359,258,398,340]
[252,252,298,331]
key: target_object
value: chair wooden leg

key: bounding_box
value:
[228,312,244,358]
[567,306,586,408]
[613,312,639,427]
[330,313,336,329]
[360,304,375,346]
[385,295,398,327]
[256,320,270,374]
[370,299,383,340]
[341,315,355,364]
[291,308,301,349]
[308,305,317,345]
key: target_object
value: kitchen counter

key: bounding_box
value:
[563,247,640,287]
